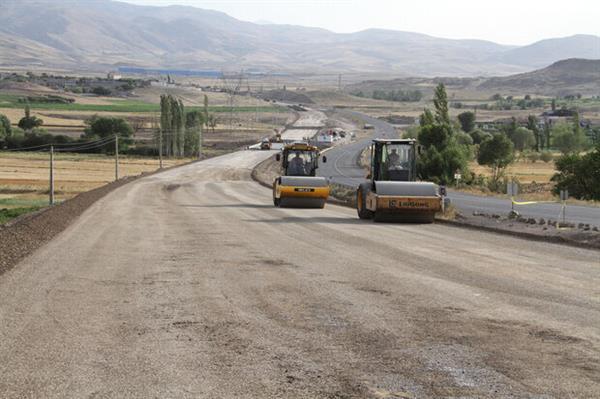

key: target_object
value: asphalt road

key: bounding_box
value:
[1,150,599,398]
[319,111,600,225]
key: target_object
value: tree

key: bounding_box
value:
[159,94,186,157]
[551,98,557,111]
[91,86,111,96]
[469,129,492,145]
[455,131,474,146]
[419,123,452,150]
[457,111,476,133]
[477,133,514,188]
[0,114,11,140]
[417,142,470,185]
[552,122,584,154]
[503,116,518,140]
[511,127,535,152]
[207,114,217,133]
[416,83,470,184]
[203,95,209,130]
[83,116,133,152]
[551,146,600,200]
[527,114,541,151]
[433,83,450,125]
[18,104,43,131]
[185,110,204,156]
[543,121,551,151]
[419,108,434,127]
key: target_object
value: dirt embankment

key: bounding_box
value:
[251,153,279,189]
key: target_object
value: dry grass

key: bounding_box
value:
[0,152,190,207]
[470,160,556,184]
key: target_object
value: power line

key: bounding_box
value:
[1,135,116,152]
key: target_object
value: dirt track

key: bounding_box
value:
[0,150,599,398]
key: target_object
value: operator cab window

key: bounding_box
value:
[379,144,413,181]
[286,151,316,176]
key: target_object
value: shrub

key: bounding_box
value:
[540,151,553,163]
[551,146,600,200]
[525,151,540,163]
[477,133,514,184]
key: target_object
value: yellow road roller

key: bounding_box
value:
[356,139,443,222]
[273,142,329,208]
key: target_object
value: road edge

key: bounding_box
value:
[250,156,599,251]
[0,160,198,277]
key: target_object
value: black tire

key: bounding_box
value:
[356,183,374,220]
[272,181,280,207]
[373,211,387,223]
[423,211,435,224]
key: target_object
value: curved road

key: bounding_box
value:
[318,111,397,186]
[319,111,600,225]
[0,150,598,397]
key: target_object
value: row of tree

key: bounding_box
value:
[0,105,44,142]
[352,89,423,102]
[455,110,595,154]
[157,94,214,157]
[411,84,599,200]
[1,95,217,158]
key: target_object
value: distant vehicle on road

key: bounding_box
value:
[260,140,271,150]
[364,123,374,129]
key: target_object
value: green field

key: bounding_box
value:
[0,94,284,113]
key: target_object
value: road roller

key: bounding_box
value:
[356,139,443,222]
[273,142,329,208]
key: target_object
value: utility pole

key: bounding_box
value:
[158,128,163,169]
[49,145,54,205]
[114,135,119,181]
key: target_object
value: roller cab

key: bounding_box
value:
[273,143,329,208]
[357,139,443,223]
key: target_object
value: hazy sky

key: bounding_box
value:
[119,0,599,45]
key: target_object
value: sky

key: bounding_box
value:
[119,0,599,45]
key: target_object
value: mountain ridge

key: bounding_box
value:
[0,0,598,76]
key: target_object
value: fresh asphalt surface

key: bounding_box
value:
[318,110,600,226]
[0,149,599,397]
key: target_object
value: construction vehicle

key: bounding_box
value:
[273,142,329,208]
[356,139,443,222]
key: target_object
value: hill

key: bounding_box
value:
[479,59,600,95]
[490,35,600,68]
[346,59,600,97]
[0,0,598,77]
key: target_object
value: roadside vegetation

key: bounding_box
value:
[403,84,598,202]
[350,89,423,102]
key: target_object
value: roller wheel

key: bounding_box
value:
[357,183,374,220]
[424,211,435,224]
[272,183,280,207]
